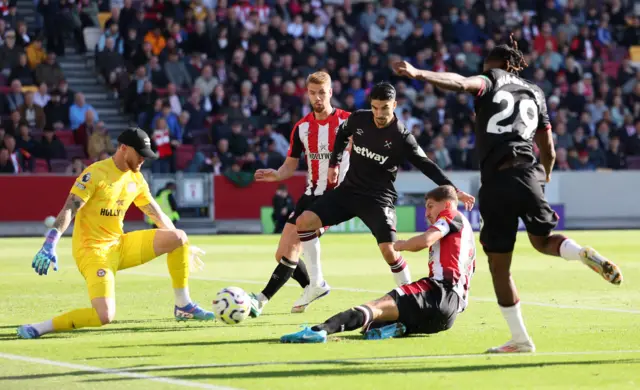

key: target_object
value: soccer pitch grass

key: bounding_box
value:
[1,231,639,390]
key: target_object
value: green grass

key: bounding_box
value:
[1,231,639,390]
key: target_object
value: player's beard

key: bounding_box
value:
[313,102,326,113]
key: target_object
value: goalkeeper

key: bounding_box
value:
[17,128,214,339]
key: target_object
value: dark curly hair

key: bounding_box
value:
[486,33,528,75]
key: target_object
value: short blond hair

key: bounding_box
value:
[306,71,331,86]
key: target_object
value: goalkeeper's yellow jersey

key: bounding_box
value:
[69,158,153,256]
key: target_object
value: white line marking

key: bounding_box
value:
[118,350,640,372]
[0,352,240,390]
[123,271,640,314]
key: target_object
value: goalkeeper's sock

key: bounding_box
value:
[174,288,192,307]
[167,243,189,289]
[261,256,296,300]
[52,308,103,331]
[31,319,54,335]
[291,258,310,288]
[312,305,373,335]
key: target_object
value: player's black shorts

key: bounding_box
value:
[307,185,397,244]
[286,194,320,225]
[479,163,559,253]
[387,278,460,335]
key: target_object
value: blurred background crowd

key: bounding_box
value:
[0,0,639,176]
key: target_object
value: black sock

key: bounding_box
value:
[261,257,297,300]
[311,306,373,335]
[292,259,310,288]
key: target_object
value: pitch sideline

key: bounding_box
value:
[0,352,240,390]
[123,271,640,315]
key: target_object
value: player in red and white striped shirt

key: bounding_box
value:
[280,185,475,343]
[249,72,351,317]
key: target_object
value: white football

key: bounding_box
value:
[44,216,56,228]
[212,286,251,325]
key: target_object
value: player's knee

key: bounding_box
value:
[96,306,116,325]
[295,212,315,230]
[166,229,188,252]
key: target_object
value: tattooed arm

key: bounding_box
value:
[139,199,176,230]
[52,194,86,233]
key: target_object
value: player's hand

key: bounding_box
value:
[328,167,339,185]
[254,169,279,182]
[32,243,58,276]
[189,246,205,272]
[456,191,476,211]
[394,240,407,251]
[392,61,419,79]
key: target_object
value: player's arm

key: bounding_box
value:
[535,127,555,183]
[394,228,444,252]
[139,199,176,229]
[255,156,299,182]
[393,61,486,95]
[329,116,355,169]
[51,194,86,233]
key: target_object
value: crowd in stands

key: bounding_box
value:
[0,0,639,176]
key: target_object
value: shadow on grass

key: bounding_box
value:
[4,358,637,382]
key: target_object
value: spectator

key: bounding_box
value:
[166,83,184,115]
[586,136,606,168]
[606,136,627,170]
[44,90,69,129]
[432,136,452,170]
[2,133,24,172]
[151,117,174,173]
[575,150,595,170]
[86,121,115,160]
[35,52,64,88]
[97,37,126,96]
[0,29,23,76]
[144,26,166,56]
[194,65,218,99]
[4,111,22,137]
[15,21,33,49]
[0,148,15,173]
[626,119,640,156]
[33,82,51,108]
[37,127,66,162]
[164,51,192,89]
[15,123,38,166]
[4,79,24,114]
[271,184,294,234]
[65,157,86,175]
[154,101,181,142]
[228,122,249,157]
[75,109,97,151]
[216,138,235,170]
[554,148,572,171]
[19,92,46,130]
[26,37,47,69]
[69,93,98,130]
[98,23,124,54]
[451,137,475,170]
[369,15,388,45]
[554,122,574,150]
[8,52,34,86]
[533,22,557,54]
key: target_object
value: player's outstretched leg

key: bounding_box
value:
[485,251,535,353]
[248,223,311,318]
[281,295,401,343]
[379,243,412,286]
[528,234,623,285]
[292,211,332,313]
[154,230,214,321]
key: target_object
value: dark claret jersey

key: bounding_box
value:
[474,68,551,176]
[329,110,454,205]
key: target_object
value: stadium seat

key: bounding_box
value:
[50,159,70,173]
[65,145,86,160]
[83,27,103,53]
[627,156,640,169]
[34,159,49,173]
[176,144,196,171]
[56,130,75,146]
[97,13,111,29]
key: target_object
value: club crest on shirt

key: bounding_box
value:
[127,182,136,192]
[97,269,106,277]
[81,173,91,183]
[116,199,124,206]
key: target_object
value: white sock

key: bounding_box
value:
[174,288,192,307]
[31,319,54,336]
[559,238,583,261]
[390,256,411,286]
[302,236,323,286]
[257,292,269,304]
[500,302,531,343]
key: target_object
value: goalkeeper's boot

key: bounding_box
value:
[486,339,536,353]
[174,303,215,322]
[580,247,623,285]
[280,326,327,344]
[363,322,406,340]
[16,325,40,339]
[291,281,331,313]
[248,293,265,318]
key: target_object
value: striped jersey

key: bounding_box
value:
[287,109,351,196]
[427,209,476,312]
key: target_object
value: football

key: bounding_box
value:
[44,216,56,228]
[212,286,251,325]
